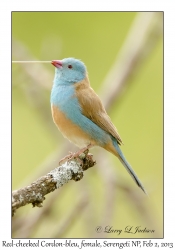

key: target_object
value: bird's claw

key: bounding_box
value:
[58,146,91,166]
[58,152,74,165]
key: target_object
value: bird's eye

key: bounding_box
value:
[68,65,72,69]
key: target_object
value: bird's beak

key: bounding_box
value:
[51,60,63,68]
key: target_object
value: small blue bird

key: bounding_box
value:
[51,58,146,193]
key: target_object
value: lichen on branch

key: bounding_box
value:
[12,150,96,217]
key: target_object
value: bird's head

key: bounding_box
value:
[51,58,87,85]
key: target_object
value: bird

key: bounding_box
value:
[50,57,146,193]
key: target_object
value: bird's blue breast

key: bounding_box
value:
[51,82,110,146]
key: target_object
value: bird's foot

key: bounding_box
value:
[59,151,74,165]
[69,144,93,160]
[70,147,88,159]
[58,144,93,165]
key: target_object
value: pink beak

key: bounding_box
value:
[51,60,63,68]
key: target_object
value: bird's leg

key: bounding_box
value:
[58,144,93,165]
[70,144,93,160]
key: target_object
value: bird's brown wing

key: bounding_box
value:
[75,83,123,145]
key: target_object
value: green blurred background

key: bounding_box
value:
[12,12,163,238]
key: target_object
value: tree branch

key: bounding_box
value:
[12,150,96,217]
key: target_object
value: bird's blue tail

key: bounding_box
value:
[111,137,146,194]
